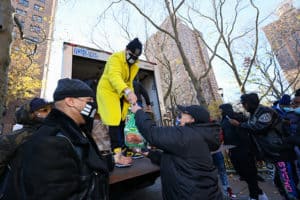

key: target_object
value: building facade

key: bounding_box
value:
[145,18,221,110]
[263,0,300,90]
[2,0,56,133]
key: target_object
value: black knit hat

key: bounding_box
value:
[126,38,142,56]
[53,78,95,101]
[29,98,51,112]
[177,105,210,124]
[240,93,259,105]
[279,94,291,106]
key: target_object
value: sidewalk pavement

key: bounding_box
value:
[125,172,283,200]
[228,173,282,200]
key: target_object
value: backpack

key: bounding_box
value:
[250,111,293,162]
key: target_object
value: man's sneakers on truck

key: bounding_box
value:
[125,148,144,159]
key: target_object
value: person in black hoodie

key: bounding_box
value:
[131,104,223,200]
[2,78,113,200]
[219,103,265,200]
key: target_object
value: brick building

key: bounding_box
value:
[263,0,300,90]
[145,17,221,109]
[2,0,56,133]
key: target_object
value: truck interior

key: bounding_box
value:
[71,55,162,125]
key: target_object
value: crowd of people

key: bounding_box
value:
[0,37,300,200]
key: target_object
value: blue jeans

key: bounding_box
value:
[212,151,229,191]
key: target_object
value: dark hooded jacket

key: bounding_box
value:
[135,109,223,200]
[219,104,249,147]
[2,108,111,200]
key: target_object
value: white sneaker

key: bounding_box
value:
[258,193,268,200]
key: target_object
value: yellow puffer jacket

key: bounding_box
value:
[96,51,139,126]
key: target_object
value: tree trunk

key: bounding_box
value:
[0,0,13,131]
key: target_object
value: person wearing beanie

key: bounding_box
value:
[131,103,223,200]
[230,93,298,200]
[272,94,292,118]
[0,97,52,183]
[96,38,143,167]
[2,78,112,200]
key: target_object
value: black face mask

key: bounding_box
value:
[80,102,97,133]
[126,51,138,65]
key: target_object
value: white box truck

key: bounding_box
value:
[56,42,165,196]
[60,42,165,126]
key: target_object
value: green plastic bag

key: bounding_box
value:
[124,109,145,148]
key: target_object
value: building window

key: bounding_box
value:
[30,25,41,33]
[15,8,27,16]
[33,4,44,12]
[32,15,43,23]
[18,0,29,7]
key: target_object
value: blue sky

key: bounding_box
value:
[48,0,300,102]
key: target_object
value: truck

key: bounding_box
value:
[43,42,165,198]
[46,42,166,125]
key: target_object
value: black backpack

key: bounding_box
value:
[250,111,294,162]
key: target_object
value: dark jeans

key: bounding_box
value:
[229,146,262,199]
[109,122,125,150]
[109,98,125,151]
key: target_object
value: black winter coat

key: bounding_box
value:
[219,104,250,147]
[3,109,111,200]
[135,110,223,200]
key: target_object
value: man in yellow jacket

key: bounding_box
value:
[96,38,142,166]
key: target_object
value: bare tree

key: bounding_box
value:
[0,0,13,128]
[184,0,260,94]
[244,41,300,100]
[1,3,50,133]
[124,0,208,106]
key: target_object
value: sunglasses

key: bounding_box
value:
[37,108,50,113]
[129,52,139,60]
